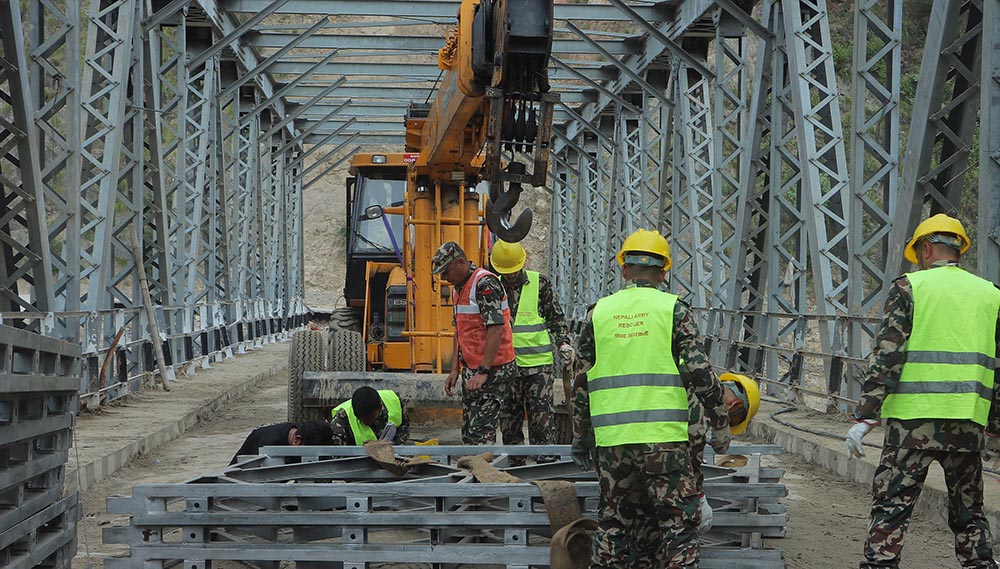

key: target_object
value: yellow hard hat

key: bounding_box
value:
[616,229,672,270]
[903,213,971,265]
[720,372,759,435]
[489,240,526,274]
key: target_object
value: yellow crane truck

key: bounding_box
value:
[288,0,570,439]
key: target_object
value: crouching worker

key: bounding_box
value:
[690,372,760,533]
[230,421,333,464]
[330,386,410,445]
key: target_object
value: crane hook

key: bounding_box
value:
[485,179,532,243]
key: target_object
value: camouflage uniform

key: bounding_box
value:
[452,263,516,445]
[854,261,1000,569]
[687,395,708,494]
[497,271,570,462]
[573,280,729,568]
[329,403,411,446]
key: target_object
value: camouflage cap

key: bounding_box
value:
[431,241,466,274]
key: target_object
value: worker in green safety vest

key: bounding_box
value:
[330,386,410,445]
[570,228,731,568]
[847,213,1000,569]
[490,240,573,465]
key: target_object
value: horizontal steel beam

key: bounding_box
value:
[245,32,642,56]
[282,84,597,104]
[267,59,617,82]
[293,104,576,122]
[304,133,403,146]
[221,0,670,21]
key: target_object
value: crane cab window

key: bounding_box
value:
[351,168,405,254]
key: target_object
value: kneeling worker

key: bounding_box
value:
[230,421,333,464]
[330,386,410,445]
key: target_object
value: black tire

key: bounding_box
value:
[288,330,327,423]
[552,409,573,444]
[330,328,365,372]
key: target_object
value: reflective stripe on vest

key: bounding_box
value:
[331,389,403,444]
[512,271,554,367]
[587,286,688,446]
[453,268,515,368]
[882,266,1000,426]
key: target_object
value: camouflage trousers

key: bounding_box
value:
[861,447,995,569]
[460,361,514,445]
[591,442,700,569]
[498,366,555,464]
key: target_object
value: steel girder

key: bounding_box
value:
[844,0,902,401]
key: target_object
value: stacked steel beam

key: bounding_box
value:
[0,326,81,569]
[105,444,786,568]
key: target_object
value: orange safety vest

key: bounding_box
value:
[453,267,515,369]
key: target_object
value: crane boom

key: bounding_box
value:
[405,0,558,242]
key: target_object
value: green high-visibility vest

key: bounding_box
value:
[512,270,554,367]
[587,286,688,446]
[332,390,403,444]
[882,266,1000,426]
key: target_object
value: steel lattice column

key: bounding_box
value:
[181,46,216,309]
[845,0,902,400]
[0,2,54,322]
[982,0,1000,283]
[782,0,851,359]
[547,150,577,313]
[29,0,81,331]
[555,125,612,319]
[763,0,810,388]
[709,20,749,363]
[723,0,777,377]
[80,0,139,315]
[145,11,184,311]
[673,63,715,321]
[888,0,984,280]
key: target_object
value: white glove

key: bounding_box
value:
[845,420,877,458]
[699,494,713,533]
[559,344,575,368]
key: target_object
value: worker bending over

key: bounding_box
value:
[330,386,410,445]
[433,241,517,444]
[490,240,573,464]
[689,372,760,532]
[571,228,731,568]
[846,214,1000,569]
[230,421,332,464]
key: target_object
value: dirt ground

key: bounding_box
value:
[70,363,968,569]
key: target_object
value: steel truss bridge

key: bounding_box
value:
[0,0,998,407]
